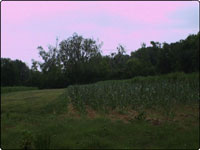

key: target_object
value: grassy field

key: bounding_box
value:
[1,86,38,94]
[1,73,199,149]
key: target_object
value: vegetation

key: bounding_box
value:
[1,32,199,149]
[1,32,199,89]
[1,86,38,94]
[68,72,199,113]
[1,59,30,86]
[1,84,199,149]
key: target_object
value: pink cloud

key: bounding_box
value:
[2,1,80,24]
[2,1,198,67]
[99,1,194,24]
[2,1,193,24]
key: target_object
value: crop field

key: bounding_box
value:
[1,73,199,149]
[68,73,199,113]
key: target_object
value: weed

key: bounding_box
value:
[20,129,34,150]
[135,111,146,120]
[34,133,51,149]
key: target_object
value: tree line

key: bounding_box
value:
[1,32,199,89]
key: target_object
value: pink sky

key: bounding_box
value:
[1,1,199,67]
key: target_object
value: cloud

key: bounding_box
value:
[2,1,199,67]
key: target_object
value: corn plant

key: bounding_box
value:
[67,72,199,113]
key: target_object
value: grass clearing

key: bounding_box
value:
[1,86,38,94]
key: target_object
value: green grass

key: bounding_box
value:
[1,73,199,149]
[1,86,38,94]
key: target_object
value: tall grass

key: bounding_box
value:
[1,86,38,94]
[67,72,199,112]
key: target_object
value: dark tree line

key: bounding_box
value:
[1,32,199,88]
[1,59,30,86]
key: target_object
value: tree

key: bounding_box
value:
[36,38,64,88]
[1,58,30,86]
[125,58,155,77]
[58,33,102,84]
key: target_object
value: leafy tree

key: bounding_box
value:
[1,32,198,88]
[1,58,30,86]
[58,33,102,84]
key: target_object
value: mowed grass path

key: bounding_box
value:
[1,88,199,149]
